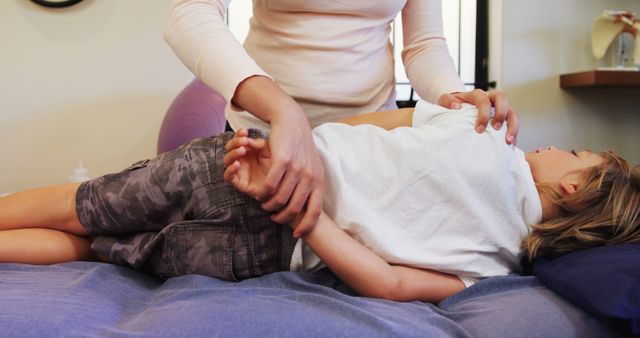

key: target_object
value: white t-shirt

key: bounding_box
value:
[289,101,542,286]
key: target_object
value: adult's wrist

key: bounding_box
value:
[232,75,304,124]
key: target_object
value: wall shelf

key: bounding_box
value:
[560,70,640,88]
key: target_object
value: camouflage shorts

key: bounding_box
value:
[75,130,297,281]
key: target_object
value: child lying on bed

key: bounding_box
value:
[1,101,638,303]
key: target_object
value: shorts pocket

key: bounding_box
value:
[161,220,239,281]
[125,159,151,170]
[97,159,151,184]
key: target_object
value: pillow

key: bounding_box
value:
[532,243,640,336]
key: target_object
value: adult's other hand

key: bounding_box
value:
[439,89,519,145]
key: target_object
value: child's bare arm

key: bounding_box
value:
[304,212,465,303]
[335,108,415,129]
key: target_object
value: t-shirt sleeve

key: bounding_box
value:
[457,275,478,288]
[412,100,478,129]
[164,0,271,107]
[401,0,465,104]
[411,100,448,127]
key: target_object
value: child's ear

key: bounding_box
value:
[559,181,578,196]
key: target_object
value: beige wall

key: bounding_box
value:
[494,0,640,164]
[0,0,193,193]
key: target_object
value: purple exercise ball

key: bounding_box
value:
[157,79,226,154]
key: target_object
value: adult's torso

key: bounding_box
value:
[238,0,406,128]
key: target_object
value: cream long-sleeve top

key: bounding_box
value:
[165,0,465,130]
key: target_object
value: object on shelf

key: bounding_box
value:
[592,10,640,69]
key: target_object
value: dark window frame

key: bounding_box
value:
[398,0,493,108]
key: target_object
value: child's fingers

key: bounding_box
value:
[223,161,246,190]
[224,136,265,156]
[224,129,249,152]
[223,161,238,180]
[235,128,249,137]
[224,136,248,153]
[246,138,266,150]
[223,146,247,167]
[224,138,266,165]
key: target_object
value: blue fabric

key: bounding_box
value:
[533,243,640,336]
[0,262,619,337]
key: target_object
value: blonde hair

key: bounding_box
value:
[523,150,640,260]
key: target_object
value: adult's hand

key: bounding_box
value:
[231,76,324,238]
[438,89,519,145]
[259,110,324,238]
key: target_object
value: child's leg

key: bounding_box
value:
[0,228,96,264]
[0,183,87,235]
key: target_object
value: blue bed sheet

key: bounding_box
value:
[0,262,619,337]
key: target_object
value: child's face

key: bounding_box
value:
[525,146,604,184]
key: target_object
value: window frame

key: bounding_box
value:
[226,1,491,107]
[395,0,485,107]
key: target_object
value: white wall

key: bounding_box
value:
[0,0,193,193]
[494,0,640,164]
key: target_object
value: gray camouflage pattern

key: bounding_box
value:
[76,130,296,281]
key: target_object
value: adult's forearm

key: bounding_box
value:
[232,76,324,238]
[335,108,414,129]
[401,0,465,103]
[164,0,270,103]
[232,76,307,125]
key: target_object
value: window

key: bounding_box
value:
[394,0,478,102]
[226,1,252,43]
[227,1,479,103]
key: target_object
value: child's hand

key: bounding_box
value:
[224,130,317,235]
[224,129,320,236]
[223,129,272,197]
